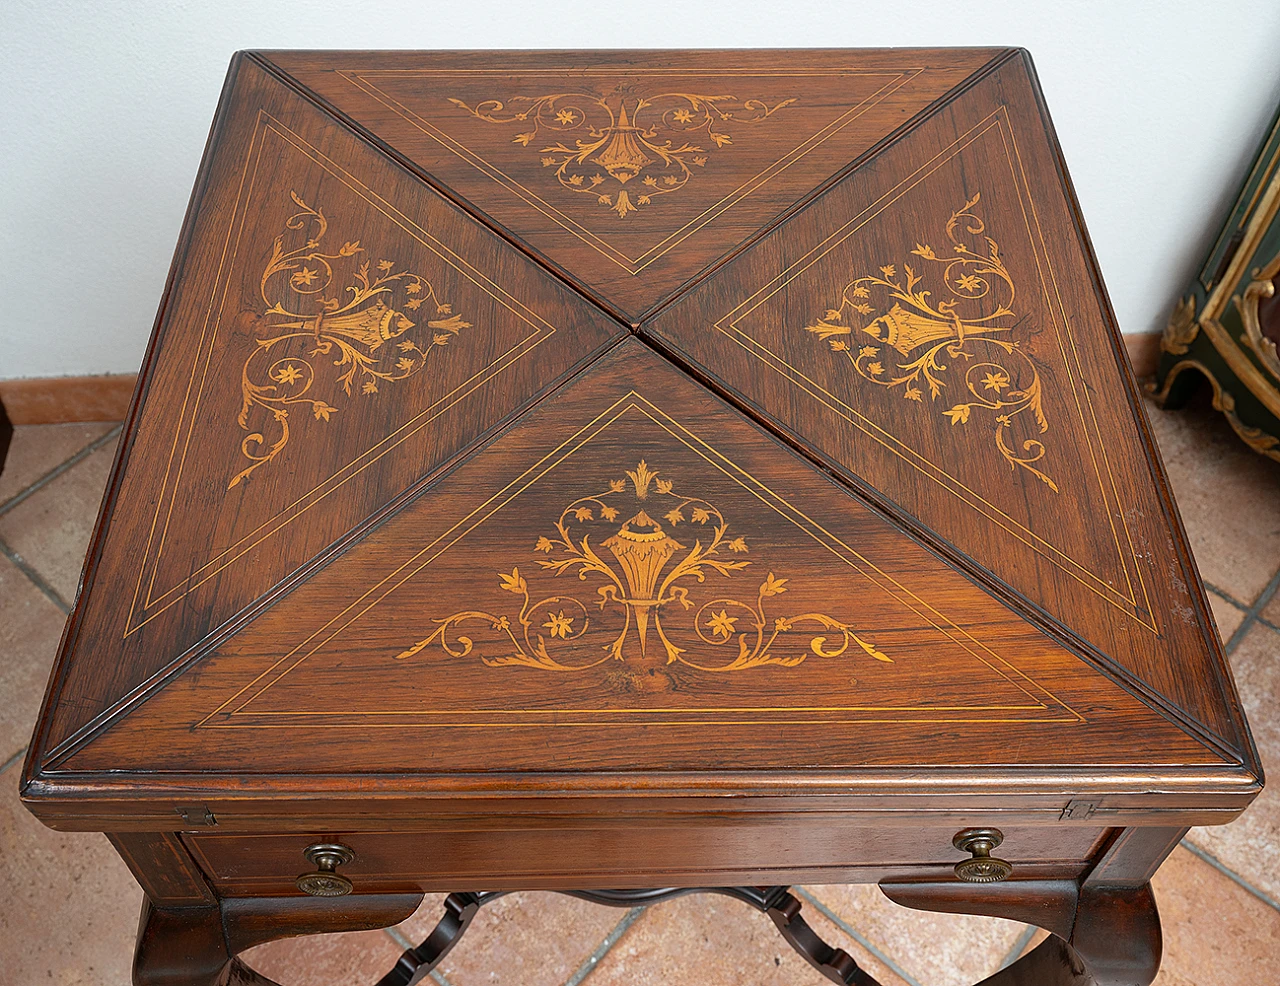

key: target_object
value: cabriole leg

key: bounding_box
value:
[880,880,1161,986]
[133,894,423,986]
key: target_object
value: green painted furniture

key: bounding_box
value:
[1150,102,1280,460]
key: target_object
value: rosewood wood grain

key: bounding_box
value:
[133,894,422,986]
[180,820,1106,895]
[880,825,1176,984]
[45,340,1233,792]
[110,832,216,906]
[1084,826,1188,887]
[31,53,625,761]
[880,880,1160,985]
[260,49,1008,323]
[16,47,1263,986]
[643,50,1250,760]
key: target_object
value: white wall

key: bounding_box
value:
[2,0,1279,379]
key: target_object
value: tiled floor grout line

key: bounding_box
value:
[0,746,27,777]
[0,423,119,614]
[0,535,70,613]
[1223,567,1280,655]
[1180,838,1280,915]
[793,888,924,986]
[560,906,644,986]
[996,923,1038,970]
[0,423,122,518]
[1251,564,1280,632]
[1185,569,1280,920]
[1203,582,1250,611]
[1205,579,1280,635]
[379,903,643,986]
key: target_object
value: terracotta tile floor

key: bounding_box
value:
[1,392,1278,986]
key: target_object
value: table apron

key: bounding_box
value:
[180,821,1108,895]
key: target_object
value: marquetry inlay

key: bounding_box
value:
[802,193,1056,492]
[448,90,795,220]
[395,458,893,674]
[231,191,471,488]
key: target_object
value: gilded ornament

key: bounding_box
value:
[228,192,470,488]
[394,461,892,675]
[1161,294,1199,356]
[1147,358,1280,462]
[804,193,1058,492]
[449,91,795,219]
[1236,252,1280,380]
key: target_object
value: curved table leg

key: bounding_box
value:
[969,936,1088,986]
[1067,884,1161,986]
[133,894,423,986]
[881,881,1161,986]
[762,889,883,985]
[135,880,1158,986]
[133,900,236,986]
[381,886,881,986]
[223,959,284,986]
[376,892,508,986]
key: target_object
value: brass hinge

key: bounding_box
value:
[1060,799,1098,820]
[175,805,217,827]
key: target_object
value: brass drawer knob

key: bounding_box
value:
[952,828,1013,883]
[295,843,355,897]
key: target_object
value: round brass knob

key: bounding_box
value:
[295,843,355,897]
[952,828,1013,883]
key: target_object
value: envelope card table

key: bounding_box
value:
[22,49,1261,986]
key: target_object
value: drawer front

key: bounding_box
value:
[186,822,1109,895]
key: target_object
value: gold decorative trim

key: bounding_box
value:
[394,460,892,675]
[1199,111,1280,291]
[1199,153,1280,421]
[803,193,1057,492]
[230,191,470,488]
[1160,294,1198,356]
[1237,251,1280,380]
[449,91,794,219]
[1147,359,1280,461]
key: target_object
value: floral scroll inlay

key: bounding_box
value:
[803,193,1058,493]
[229,191,470,489]
[448,90,795,219]
[394,461,892,676]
